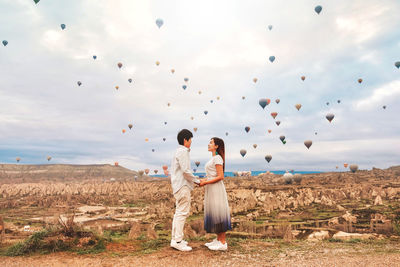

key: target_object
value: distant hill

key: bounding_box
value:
[0,164,139,183]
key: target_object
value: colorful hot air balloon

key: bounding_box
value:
[145,138,149,142]
[193,127,198,132]
[295,104,302,111]
[163,138,166,141]
[77,81,82,86]
[326,102,330,106]
[304,140,312,149]
[315,5,322,14]
[122,129,126,134]
[240,149,247,157]
[60,24,66,30]
[210,100,213,103]
[253,144,257,149]
[190,116,194,120]
[93,55,97,60]
[16,157,21,163]
[145,169,150,175]
[271,112,278,119]
[217,96,220,100]
[162,165,168,171]
[269,56,275,63]
[154,170,158,174]
[128,78,132,83]
[198,91,202,95]
[242,96,246,100]
[33,0,40,4]
[182,85,187,90]
[225,132,229,136]
[164,121,167,125]
[275,99,280,104]
[115,86,119,90]
[337,100,341,103]
[117,62,123,69]
[128,124,133,129]
[358,78,363,83]
[114,162,119,166]
[171,69,175,74]
[2,40,8,46]
[268,129,272,133]
[167,103,171,107]
[349,164,358,173]
[259,99,268,109]
[279,136,285,142]
[152,149,155,152]
[47,156,52,161]
[275,121,281,126]
[253,78,258,83]
[326,113,334,123]
[301,76,306,81]
[395,61,400,69]
[344,163,348,168]
[156,61,160,66]
[156,18,164,28]
[245,126,250,133]
[268,25,273,31]
[195,161,200,167]
[383,105,387,109]
[184,77,189,82]
[265,155,272,163]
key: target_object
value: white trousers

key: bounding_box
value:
[171,186,191,242]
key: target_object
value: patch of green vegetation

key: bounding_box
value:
[75,239,106,255]
[103,230,129,242]
[326,238,343,243]
[139,237,169,254]
[187,213,204,222]
[346,238,361,243]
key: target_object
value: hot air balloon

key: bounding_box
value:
[154,170,158,174]
[395,61,400,69]
[326,102,330,106]
[162,165,168,170]
[265,155,272,163]
[358,78,363,84]
[117,62,123,69]
[145,169,150,175]
[337,100,341,103]
[383,105,386,109]
[279,136,285,142]
[326,113,334,123]
[184,77,189,83]
[152,149,155,152]
[301,76,305,81]
[47,156,52,161]
[217,96,220,100]
[198,91,202,95]
[253,78,258,83]
[275,99,280,104]
[171,69,175,74]
[269,56,275,63]
[210,100,213,103]
[275,121,281,126]
[122,129,126,134]
[34,0,40,4]
[163,121,167,125]
[240,149,247,157]
[193,168,197,173]
[253,144,257,149]
[304,140,312,149]
[225,132,229,136]
[204,110,208,115]
[60,24,66,30]
[245,126,250,133]
[315,5,322,14]
[115,86,119,90]
[128,78,132,83]
[77,81,82,86]
[93,55,97,60]
[195,161,200,167]
[268,129,272,133]
[128,124,133,129]
[145,138,149,142]
[167,103,171,107]
[193,127,198,132]
[156,61,160,66]
[114,162,119,166]
[2,40,8,46]
[16,157,21,163]
[242,96,246,100]
[344,163,348,168]
[190,116,194,120]
[155,18,164,28]
[182,85,187,90]
[349,164,358,173]
[271,112,278,119]
[259,99,268,109]
[163,138,166,141]
[315,132,318,135]
[295,104,302,111]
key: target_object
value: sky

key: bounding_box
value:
[0,0,399,173]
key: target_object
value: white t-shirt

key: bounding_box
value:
[205,155,224,179]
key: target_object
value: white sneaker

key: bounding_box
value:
[205,238,218,247]
[171,241,192,252]
[208,240,228,251]
[170,239,188,246]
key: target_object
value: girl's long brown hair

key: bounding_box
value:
[212,137,225,172]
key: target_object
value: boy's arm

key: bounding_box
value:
[177,150,200,184]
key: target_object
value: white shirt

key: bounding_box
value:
[170,145,200,194]
[205,155,224,180]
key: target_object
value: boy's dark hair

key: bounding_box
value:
[177,129,193,145]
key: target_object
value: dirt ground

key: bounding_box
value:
[1,238,400,267]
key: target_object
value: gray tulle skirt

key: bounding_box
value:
[204,179,232,233]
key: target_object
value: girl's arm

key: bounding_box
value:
[200,164,224,186]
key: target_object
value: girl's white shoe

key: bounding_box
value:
[208,240,228,251]
[205,238,218,247]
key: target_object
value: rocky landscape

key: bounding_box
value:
[0,164,400,265]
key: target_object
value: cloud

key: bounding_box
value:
[354,80,400,110]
